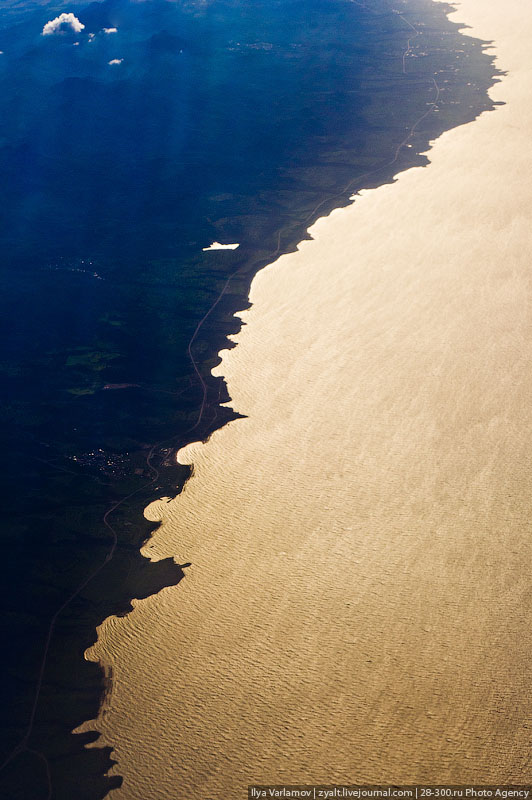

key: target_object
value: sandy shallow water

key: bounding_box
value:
[81,0,532,794]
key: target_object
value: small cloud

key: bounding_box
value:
[42,12,85,36]
[108,58,123,65]
[88,32,95,40]
[72,42,79,46]
[103,27,118,34]
[202,242,240,251]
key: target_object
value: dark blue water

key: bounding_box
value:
[0,1,498,797]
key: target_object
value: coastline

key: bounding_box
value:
[0,1,499,797]
[73,0,532,795]
[2,1,495,797]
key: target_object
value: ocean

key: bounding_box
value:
[0,0,497,797]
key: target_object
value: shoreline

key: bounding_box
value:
[74,3,524,798]
[1,1,495,796]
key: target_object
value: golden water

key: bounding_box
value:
[80,1,532,795]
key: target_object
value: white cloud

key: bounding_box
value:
[202,242,240,251]
[42,13,85,36]
[103,27,118,34]
[108,58,123,65]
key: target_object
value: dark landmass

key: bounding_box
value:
[0,0,500,797]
